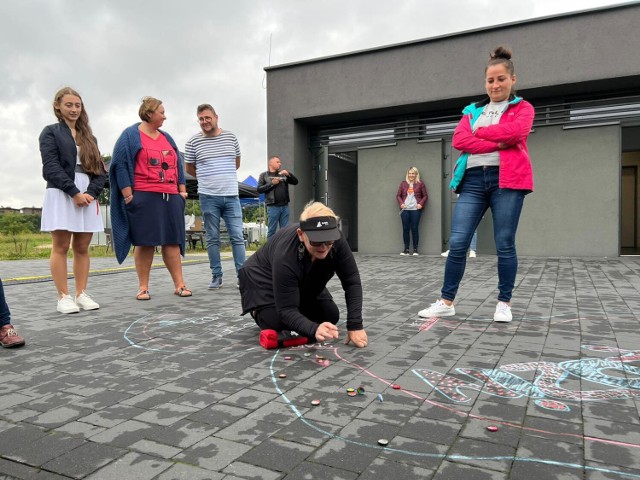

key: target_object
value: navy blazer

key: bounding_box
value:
[39,122,106,199]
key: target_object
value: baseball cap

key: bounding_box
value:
[299,216,341,242]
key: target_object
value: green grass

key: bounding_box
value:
[0,233,262,260]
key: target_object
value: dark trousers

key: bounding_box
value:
[253,293,339,333]
[0,278,11,327]
[400,209,422,250]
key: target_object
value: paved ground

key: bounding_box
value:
[1,252,640,479]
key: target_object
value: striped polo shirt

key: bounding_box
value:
[184,130,241,196]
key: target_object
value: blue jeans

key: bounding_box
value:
[267,204,290,239]
[470,229,478,251]
[0,278,10,327]
[400,209,422,250]
[442,167,525,303]
[199,194,246,278]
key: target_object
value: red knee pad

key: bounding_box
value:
[259,329,308,349]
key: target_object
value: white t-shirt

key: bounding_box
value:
[467,100,508,169]
[184,130,241,196]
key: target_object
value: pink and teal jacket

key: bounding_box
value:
[450,95,535,193]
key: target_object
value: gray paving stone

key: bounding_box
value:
[273,418,341,448]
[237,437,314,473]
[53,421,106,439]
[358,457,435,480]
[215,417,283,446]
[88,419,163,448]
[155,463,225,480]
[41,441,126,478]
[84,451,172,480]
[1,256,639,479]
[222,461,283,480]
[0,457,44,479]
[174,436,252,471]
[27,405,94,429]
[145,420,218,449]
[129,439,182,459]
[309,437,379,473]
[3,431,85,467]
[432,460,508,479]
[132,402,200,426]
[447,437,515,472]
[281,461,357,480]
[79,404,148,428]
[186,403,252,429]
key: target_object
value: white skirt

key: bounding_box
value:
[41,172,104,233]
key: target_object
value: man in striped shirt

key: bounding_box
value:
[185,104,246,289]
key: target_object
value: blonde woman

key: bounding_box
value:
[109,97,190,300]
[396,166,428,255]
[39,87,105,314]
[239,201,368,349]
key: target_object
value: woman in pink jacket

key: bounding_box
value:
[419,45,534,323]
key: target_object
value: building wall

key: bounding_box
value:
[358,139,444,254]
[517,124,620,256]
[267,4,639,256]
[266,5,640,124]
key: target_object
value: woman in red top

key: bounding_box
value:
[396,166,428,255]
[110,97,191,300]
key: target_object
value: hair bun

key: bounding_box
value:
[490,46,512,61]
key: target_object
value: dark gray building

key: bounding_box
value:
[265,3,640,256]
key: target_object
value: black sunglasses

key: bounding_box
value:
[309,240,334,247]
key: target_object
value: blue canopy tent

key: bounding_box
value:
[239,175,263,206]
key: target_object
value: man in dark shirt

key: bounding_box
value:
[257,156,298,239]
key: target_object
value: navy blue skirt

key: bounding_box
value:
[125,191,185,246]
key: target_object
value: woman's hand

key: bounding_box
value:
[345,329,368,348]
[124,194,134,205]
[400,203,406,209]
[179,191,188,199]
[315,322,339,343]
[416,204,423,210]
[72,192,91,207]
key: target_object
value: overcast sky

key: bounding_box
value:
[0,0,627,208]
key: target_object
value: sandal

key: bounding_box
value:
[174,286,192,297]
[136,289,151,300]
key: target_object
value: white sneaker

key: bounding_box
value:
[75,291,100,311]
[440,250,449,257]
[494,302,512,323]
[418,300,455,318]
[469,250,476,258]
[57,294,80,314]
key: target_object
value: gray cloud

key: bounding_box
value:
[0,0,622,207]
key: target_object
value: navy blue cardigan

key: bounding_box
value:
[109,123,186,264]
[39,122,106,199]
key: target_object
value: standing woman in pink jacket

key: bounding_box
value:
[418,45,534,323]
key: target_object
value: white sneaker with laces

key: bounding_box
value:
[75,291,100,310]
[469,250,476,258]
[440,250,449,257]
[418,300,455,318]
[494,302,512,322]
[57,294,80,314]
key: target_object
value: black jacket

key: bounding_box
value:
[239,223,363,338]
[39,122,106,199]
[257,170,298,205]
